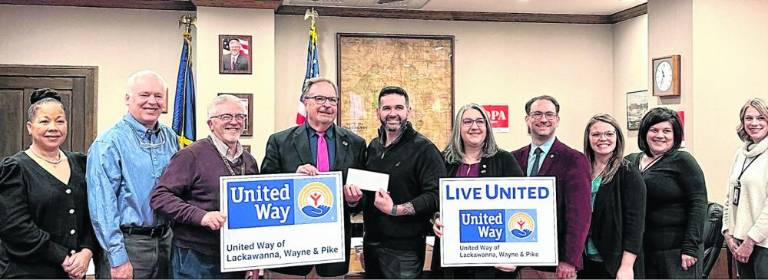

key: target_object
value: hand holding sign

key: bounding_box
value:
[432,213,443,238]
[201,211,227,230]
[296,164,320,176]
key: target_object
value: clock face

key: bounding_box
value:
[655,61,673,91]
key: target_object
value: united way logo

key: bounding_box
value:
[298,182,334,218]
[507,210,537,242]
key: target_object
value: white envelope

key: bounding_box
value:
[346,168,389,192]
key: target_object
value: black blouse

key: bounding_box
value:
[0,151,97,278]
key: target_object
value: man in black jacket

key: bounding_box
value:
[261,77,366,278]
[346,86,446,278]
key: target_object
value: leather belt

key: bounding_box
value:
[120,225,168,237]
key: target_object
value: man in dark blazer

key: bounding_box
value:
[221,39,248,71]
[511,95,591,279]
[261,77,366,278]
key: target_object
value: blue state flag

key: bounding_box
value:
[172,32,196,148]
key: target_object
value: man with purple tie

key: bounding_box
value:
[261,77,366,278]
[511,95,591,279]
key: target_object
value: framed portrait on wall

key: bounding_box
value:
[336,33,455,149]
[219,35,252,74]
[218,93,254,136]
[626,90,648,130]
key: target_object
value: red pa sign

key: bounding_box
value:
[481,105,509,132]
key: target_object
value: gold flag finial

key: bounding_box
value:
[178,14,196,35]
[304,8,318,25]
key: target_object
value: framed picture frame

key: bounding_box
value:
[242,145,251,153]
[219,35,253,74]
[626,90,648,131]
[218,93,253,136]
[336,33,455,149]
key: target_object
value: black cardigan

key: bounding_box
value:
[0,151,97,278]
[589,162,647,278]
[444,149,524,178]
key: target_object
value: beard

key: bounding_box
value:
[381,115,405,132]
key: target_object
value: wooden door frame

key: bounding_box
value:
[0,64,98,147]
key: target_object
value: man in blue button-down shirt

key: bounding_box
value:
[87,70,179,279]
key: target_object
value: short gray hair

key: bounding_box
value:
[126,70,168,96]
[443,103,499,164]
[208,94,246,118]
[301,77,338,101]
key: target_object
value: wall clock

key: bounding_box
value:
[652,55,681,96]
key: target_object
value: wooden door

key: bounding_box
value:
[0,65,97,159]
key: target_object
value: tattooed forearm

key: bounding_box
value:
[399,202,416,216]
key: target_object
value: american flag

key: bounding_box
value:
[296,12,319,125]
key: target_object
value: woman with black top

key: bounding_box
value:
[431,103,524,278]
[578,114,646,279]
[0,89,97,278]
[625,107,707,278]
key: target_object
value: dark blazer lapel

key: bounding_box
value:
[334,126,350,169]
[291,125,313,165]
[517,145,531,173]
[537,138,561,175]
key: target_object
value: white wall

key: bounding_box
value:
[612,15,648,154]
[0,4,186,133]
[275,15,615,151]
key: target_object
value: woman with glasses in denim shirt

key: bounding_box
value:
[431,103,524,278]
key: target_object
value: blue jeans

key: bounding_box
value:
[171,245,244,279]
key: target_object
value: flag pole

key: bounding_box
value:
[173,14,197,148]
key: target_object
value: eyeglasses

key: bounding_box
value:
[134,130,167,149]
[461,118,486,127]
[306,95,339,105]
[210,113,247,122]
[590,131,617,139]
[529,111,558,120]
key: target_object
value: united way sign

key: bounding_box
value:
[220,172,345,272]
[439,177,558,267]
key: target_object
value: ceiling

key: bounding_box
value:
[419,0,647,15]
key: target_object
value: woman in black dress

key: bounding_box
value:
[431,103,524,278]
[0,88,97,278]
[625,107,707,278]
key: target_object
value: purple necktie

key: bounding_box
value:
[316,131,329,172]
